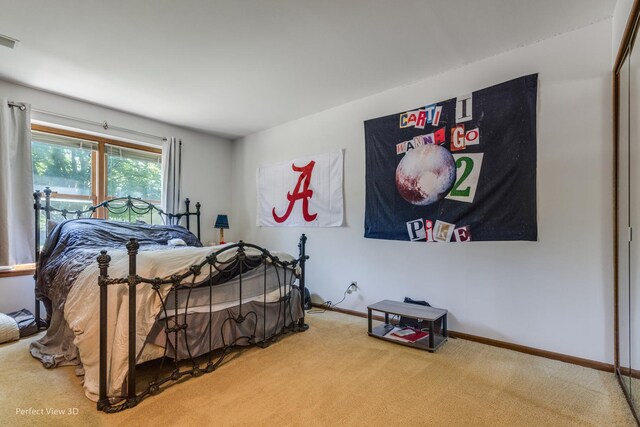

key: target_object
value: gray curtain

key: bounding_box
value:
[0,98,33,265]
[161,137,182,215]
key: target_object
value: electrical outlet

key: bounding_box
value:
[347,281,358,294]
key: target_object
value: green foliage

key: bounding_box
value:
[32,140,162,201]
[32,140,91,195]
[107,154,161,200]
[32,139,163,225]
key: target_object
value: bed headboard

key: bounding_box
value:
[33,186,201,260]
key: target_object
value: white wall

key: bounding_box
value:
[0,276,39,314]
[0,80,232,313]
[231,20,614,363]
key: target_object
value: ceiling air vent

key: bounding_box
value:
[0,34,18,49]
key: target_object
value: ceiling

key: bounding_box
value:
[0,0,617,139]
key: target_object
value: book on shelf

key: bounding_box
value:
[385,326,429,343]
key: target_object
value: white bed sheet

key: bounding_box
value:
[63,244,296,401]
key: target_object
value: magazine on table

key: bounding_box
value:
[384,326,429,343]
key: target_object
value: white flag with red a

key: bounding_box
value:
[257,150,343,227]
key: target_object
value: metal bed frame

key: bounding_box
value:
[33,187,309,412]
[33,186,202,329]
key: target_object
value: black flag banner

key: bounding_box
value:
[364,74,537,242]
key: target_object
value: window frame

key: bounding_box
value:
[0,125,162,277]
[32,124,162,215]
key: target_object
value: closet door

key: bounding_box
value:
[630,37,640,407]
[620,51,632,396]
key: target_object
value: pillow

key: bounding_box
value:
[168,238,187,246]
[0,313,19,344]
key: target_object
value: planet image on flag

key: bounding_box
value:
[395,144,456,206]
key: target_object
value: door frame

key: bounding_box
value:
[614,1,640,423]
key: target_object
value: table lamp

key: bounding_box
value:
[215,214,229,244]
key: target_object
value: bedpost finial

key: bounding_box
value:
[97,250,111,268]
[195,202,201,211]
[126,238,140,254]
[44,186,51,195]
[34,190,42,210]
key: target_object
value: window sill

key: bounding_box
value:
[0,265,35,278]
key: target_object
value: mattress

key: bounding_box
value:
[140,287,303,363]
[159,264,293,317]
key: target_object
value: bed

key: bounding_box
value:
[29,187,309,413]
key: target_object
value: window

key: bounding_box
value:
[31,125,162,226]
[0,125,162,275]
[106,145,162,201]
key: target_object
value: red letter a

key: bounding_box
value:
[272,161,317,223]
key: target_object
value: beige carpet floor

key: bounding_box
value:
[0,311,635,426]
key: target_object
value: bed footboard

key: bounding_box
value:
[97,234,308,413]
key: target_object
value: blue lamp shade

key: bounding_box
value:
[215,215,229,229]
